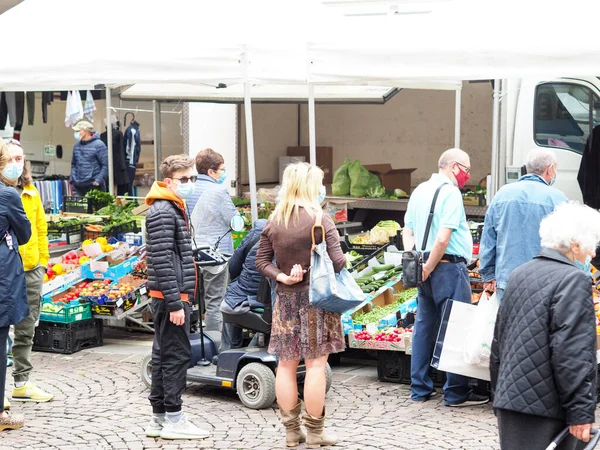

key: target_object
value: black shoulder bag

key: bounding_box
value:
[402,183,448,288]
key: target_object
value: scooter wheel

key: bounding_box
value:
[236,363,276,410]
[298,362,333,398]
[140,352,152,389]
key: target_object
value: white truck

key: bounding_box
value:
[503,77,600,201]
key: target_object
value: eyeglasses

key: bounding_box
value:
[213,167,225,173]
[455,162,471,174]
[6,138,21,147]
[173,175,197,184]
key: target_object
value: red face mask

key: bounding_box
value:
[454,166,470,188]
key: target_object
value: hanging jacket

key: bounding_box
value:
[101,127,130,186]
[224,220,267,310]
[577,125,600,209]
[71,134,108,187]
[19,184,49,271]
[0,181,31,327]
[123,122,141,169]
[491,248,597,425]
[145,182,196,312]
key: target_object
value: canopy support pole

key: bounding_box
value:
[244,83,259,223]
[153,100,162,181]
[308,83,317,165]
[105,87,114,195]
[454,88,461,148]
[489,80,501,201]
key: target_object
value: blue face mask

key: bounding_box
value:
[74,131,81,141]
[575,255,592,274]
[2,162,23,181]
[176,181,196,199]
[318,186,326,204]
[217,169,227,185]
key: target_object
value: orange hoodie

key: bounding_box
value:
[145,181,186,211]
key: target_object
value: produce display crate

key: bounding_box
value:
[463,194,486,207]
[39,302,92,324]
[62,196,104,214]
[33,319,103,354]
[83,220,141,241]
[47,222,83,247]
[376,351,446,387]
[347,243,392,273]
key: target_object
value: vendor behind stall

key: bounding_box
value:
[190,148,238,331]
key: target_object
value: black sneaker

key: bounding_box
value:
[412,390,439,402]
[446,393,490,407]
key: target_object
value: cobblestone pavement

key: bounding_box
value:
[2,334,504,450]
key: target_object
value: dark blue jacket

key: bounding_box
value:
[71,134,108,187]
[123,122,141,169]
[0,181,31,327]
[224,220,267,310]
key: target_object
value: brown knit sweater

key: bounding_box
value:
[256,208,346,292]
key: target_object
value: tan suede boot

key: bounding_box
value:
[303,407,337,448]
[280,400,306,447]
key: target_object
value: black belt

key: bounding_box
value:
[423,252,467,265]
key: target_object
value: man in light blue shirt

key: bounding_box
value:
[479,149,567,302]
[404,148,487,407]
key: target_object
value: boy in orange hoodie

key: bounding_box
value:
[144,155,209,440]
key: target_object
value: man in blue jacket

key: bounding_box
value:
[70,119,108,197]
[479,148,568,302]
[220,220,267,351]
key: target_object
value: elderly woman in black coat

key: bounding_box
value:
[491,202,600,450]
[0,139,31,431]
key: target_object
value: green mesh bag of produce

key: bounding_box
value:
[331,158,352,196]
[348,160,382,197]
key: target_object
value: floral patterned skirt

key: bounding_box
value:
[269,290,346,361]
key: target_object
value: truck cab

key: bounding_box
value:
[506,77,600,201]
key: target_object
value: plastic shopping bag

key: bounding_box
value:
[431,299,492,381]
[463,292,499,367]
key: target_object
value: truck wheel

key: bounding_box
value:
[140,352,152,389]
[236,363,276,410]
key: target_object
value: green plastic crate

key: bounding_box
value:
[39,302,92,324]
[232,230,249,249]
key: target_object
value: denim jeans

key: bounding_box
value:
[496,287,505,304]
[411,261,472,405]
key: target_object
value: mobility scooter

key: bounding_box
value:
[140,218,332,409]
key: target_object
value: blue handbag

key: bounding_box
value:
[309,213,366,314]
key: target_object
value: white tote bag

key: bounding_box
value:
[431,294,498,381]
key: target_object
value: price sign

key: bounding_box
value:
[44,145,56,157]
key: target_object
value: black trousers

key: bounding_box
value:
[0,326,9,411]
[148,299,191,414]
[497,408,584,450]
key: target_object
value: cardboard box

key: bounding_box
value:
[279,156,305,183]
[42,267,83,296]
[287,147,333,184]
[81,255,138,280]
[88,275,147,316]
[363,164,416,194]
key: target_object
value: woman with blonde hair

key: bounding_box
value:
[256,162,345,448]
[0,139,31,431]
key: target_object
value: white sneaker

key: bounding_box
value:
[160,413,210,440]
[145,416,164,438]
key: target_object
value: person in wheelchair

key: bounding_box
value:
[220,219,268,351]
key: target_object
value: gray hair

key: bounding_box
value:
[438,148,468,169]
[540,202,600,253]
[525,148,557,175]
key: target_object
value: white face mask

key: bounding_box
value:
[318,186,326,204]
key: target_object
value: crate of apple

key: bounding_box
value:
[80,280,113,298]
[62,250,91,266]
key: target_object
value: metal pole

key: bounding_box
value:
[244,83,259,223]
[153,100,162,181]
[308,83,317,165]
[454,88,461,148]
[105,87,114,195]
[498,79,508,191]
[489,80,500,201]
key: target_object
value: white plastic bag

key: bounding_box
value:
[463,292,499,367]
